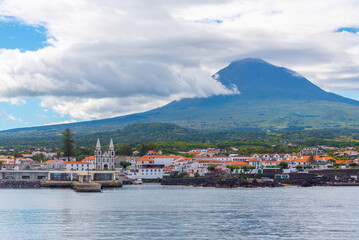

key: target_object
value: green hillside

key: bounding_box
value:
[1,58,359,141]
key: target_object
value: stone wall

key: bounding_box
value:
[0,179,41,188]
[162,176,281,188]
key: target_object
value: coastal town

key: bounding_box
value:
[1,138,359,187]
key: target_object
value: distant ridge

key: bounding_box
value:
[2,58,359,139]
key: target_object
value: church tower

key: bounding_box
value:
[95,138,102,170]
[108,138,115,170]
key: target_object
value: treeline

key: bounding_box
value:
[2,123,359,152]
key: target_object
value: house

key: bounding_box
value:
[300,147,324,156]
[46,159,66,170]
[231,155,251,162]
[213,155,230,162]
[1,164,20,171]
[261,160,281,167]
[340,150,359,156]
[129,164,166,179]
[147,150,162,155]
[115,156,139,169]
[136,157,154,168]
[65,161,92,171]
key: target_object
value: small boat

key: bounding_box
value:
[134,178,143,184]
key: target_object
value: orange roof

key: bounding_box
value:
[137,157,154,162]
[44,160,54,165]
[225,161,247,164]
[247,158,259,162]
[147,155,175,158]
[335,160,351,165]
[165,167,172,171]
[66,161,89,164]
[261,160,280,164]
[227,162,250,167]
[295,159,307,163]
[83,156,95,161]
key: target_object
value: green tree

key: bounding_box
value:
[227,165,239,172]
[194,172,200,178]
[13,151,22,161]
[278,161,288,169]
[207,165,217,172]
[308,155,316,165]
[120,161,131,169]
[147,142,158,151]
[119,144,133,156]
[349,162,358,168]
[139,141,148,156]
[62,128,75,161]
[32,153,46,162]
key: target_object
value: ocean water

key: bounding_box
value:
[0,184,358,240]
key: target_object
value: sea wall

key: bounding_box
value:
[0,179,41,188]
[162,176,281,188]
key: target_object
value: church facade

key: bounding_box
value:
[95,138,115,170]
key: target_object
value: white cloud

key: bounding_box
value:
[0,97,26,105]
[0,0,359,119]
[0,110,22,122]
[43,119,77,126]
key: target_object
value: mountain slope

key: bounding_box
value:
[1,58,359,138]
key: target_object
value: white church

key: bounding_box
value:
[95,138,115,170]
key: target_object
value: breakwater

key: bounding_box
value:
[162,176,281,188]
[0,179,41,188]
[0,179,122,189]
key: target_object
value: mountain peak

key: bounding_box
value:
[213,58,358,105]
[230,58,269,65]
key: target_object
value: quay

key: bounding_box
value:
[0,170,123,190]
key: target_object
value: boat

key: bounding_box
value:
[134,179,143,184]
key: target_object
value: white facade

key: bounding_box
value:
[65,162,93,171]
[129,168,165,179]
[95,138,115,170]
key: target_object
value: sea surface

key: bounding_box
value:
[0,184,358,240]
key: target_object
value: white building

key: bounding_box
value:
[95,138,115,170]
[65,161,93,171]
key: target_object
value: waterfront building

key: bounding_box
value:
[65,161,92,171]
[95,138,115,170]
[45,159,66,170]
[300,147,324,156]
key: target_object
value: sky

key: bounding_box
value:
[0,0,359,130]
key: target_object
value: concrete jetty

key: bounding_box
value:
[73,181,102,192]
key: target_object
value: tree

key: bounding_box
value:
[296,165,303,170]
[227,165,239,172]
[139,141,148,156]
[278,161,288,169]
[147,142,158,151]
[194,172,200,178]
[13,151,22,161]
[349,162,358,168]
[120,161,131,169]
[207,165,217,172]
[119,144,133,156]
[32,153,45,162]
[62,128,75,161]
[308,155,316,165]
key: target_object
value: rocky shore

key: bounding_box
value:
[0,179,42,188]
[161,176,282,188]
[163,169,359,188]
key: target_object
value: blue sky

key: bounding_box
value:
[1,1,359,131]
[0,19,79,130]
[0,18,48,51]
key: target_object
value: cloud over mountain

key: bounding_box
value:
[0,0,359,119]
